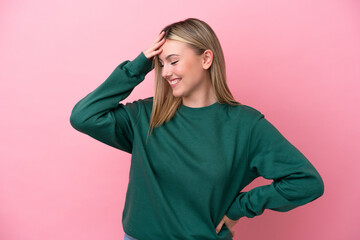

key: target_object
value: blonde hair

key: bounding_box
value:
[146,18,242,143]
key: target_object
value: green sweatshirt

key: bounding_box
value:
[70,52,324,240]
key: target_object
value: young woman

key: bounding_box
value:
[70,18,324,240]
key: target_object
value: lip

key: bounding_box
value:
[168,78,182,88]
[169,78,181,82]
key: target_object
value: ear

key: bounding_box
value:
[201,49,213,70]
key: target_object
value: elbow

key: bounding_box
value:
[69,110,86,132]
[70,112,80,130]
[275,169,325,205]
[300,161,325,202]
[300,170,325,204]
[312,172,325,200]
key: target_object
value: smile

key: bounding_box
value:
[169,78,181,87]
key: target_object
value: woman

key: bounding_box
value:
[70,18,324,240]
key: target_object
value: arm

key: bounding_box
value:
[69,52,153,153]
[225,113,324,220]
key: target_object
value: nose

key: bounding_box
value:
[161,64,172,80]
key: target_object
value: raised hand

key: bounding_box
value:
[143,31,166,61]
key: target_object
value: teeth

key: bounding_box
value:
[170,79,180,85]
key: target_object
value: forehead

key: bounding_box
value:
[158,39,190,60]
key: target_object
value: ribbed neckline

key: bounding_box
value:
[178,101,221,115]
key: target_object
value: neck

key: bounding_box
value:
[182,75,217,108]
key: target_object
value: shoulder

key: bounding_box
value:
[127,96,153,113]
[124,96,153,106]
[143,96,154,104]
[119,96,153,116]
[237,104,263,116]
[141,96,154,110]
[226,103,264,122]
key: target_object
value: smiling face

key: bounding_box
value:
[158,39,211,100]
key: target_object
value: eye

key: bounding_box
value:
[159,60,178,68]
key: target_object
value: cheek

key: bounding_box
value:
[181,61,202,80]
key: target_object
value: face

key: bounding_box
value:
[158,39,210,99]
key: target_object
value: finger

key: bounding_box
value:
[215,220,224,234]
[224,220,236,237]
[153,31,165,44]
[144,39,164,56]
[155,48,163,55]
[153,38,166,51]
[147,48,163,60]
[153,37,166,49]
[147,39,165,55]
[230,228,235,237]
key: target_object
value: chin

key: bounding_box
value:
[171,93,183,98]
[170,89,184,98]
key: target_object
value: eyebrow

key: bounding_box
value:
[158,54,180,62]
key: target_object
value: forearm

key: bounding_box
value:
[70,52,153,129]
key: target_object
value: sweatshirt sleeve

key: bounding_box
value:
[225,113,324,221]
[69,52,154,154]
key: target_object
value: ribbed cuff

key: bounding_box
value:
[225,192,247,221]
[127,52,154,76]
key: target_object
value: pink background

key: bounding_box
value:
[1,0,359,239]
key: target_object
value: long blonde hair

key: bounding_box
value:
[146,18,241,143]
